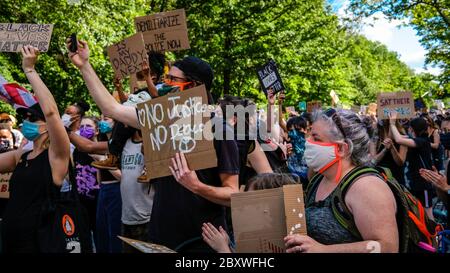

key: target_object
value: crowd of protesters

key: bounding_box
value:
[0,39,449,254]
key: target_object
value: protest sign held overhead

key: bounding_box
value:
[136,85,217,179]
[107,33,147,80]
[0,23,53,52]
[135,9,190,52]
[377,91,414,119]
[298,101,306,111]
[256,59,285,95]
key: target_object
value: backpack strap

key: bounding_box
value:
[330,166,384,240]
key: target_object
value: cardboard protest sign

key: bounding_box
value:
[256,59,285,95]
[286,106,295,113]
[298,101,306,111]
[307,101,322,113]
[231,184,306,253]
[118,236,176,253]
[330,90,339,105]
[107,33,147,80]
[377,91,414,119]
[135,9,190,52]
[0,23,53,52]
[0,173,11,199]
[136,85,217,179]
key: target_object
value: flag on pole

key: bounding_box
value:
[0,73,38,109]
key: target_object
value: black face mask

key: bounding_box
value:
[0,140,11,153]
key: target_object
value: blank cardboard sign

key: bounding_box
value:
[135,9,190,52]
[0,173,11,199]
[107,33,147,79]
[136,85,217,179]
[118,236,176,253]
[231,184,306,253]
[0,23,54,52]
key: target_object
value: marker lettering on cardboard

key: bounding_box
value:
[0,23,54,52]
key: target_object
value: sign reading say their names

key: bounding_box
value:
[0,23,54,52]
[136,85,217,179]
[377,91,414,119]
[107,33,147,79]
[256,59,285,95]
[134,9,190,52]
[0,172,11,199]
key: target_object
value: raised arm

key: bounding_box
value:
[22,46,70,185]
[389,112,416,148]
[67,40,139,128]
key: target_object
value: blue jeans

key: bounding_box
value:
[96,182,122,253]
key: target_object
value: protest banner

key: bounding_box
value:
[0,172,11,199]
[107,33,147,79]
[118,236,176,253]
[377,91,414,119]
[298,101,306,111]
[256,59,285,95]
[231,184,307,253]
[136,85,217,179]
[0,23,53,52]
[307,101,322,113]
[135,9,190,52]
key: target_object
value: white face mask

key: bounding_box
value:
[61,114,73,128]
[304,139,342,182]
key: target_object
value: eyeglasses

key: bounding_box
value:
[324,108,346,139]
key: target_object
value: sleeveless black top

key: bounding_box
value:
[2,150,58,252]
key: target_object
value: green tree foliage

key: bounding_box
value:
[0,0,445,114]
[349,0,450,96]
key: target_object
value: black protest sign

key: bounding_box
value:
[0,23,54,52]
[107,33,147,79]
[134,9,190,52]
[256,59,285,95]
[136,85,217,179]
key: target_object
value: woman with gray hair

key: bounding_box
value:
[284,108,399,253]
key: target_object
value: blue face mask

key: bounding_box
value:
[288,129,306,156]
[98,120,112,134]
[22,120,43,141]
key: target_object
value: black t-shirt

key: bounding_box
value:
[148,123,240,251]
[407,136,433,192]
[377,143,405,185]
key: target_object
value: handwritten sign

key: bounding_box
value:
[135,9,190,52]
[307,101,322,113]
[0,172,11,199]
[137,85,217,179]
[107,33,147,79]
[0,23,53,52]
[377,91,414,119]
[256,59,285,95]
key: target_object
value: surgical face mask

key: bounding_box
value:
[0,139,11,152]
[22,120,45,141]
[304,139,342,182]
[61,114,73,128]
[98,120,113,134]
[123,91,152,106]
[79,125,95,139]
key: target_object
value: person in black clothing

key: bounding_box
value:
[372,119,408,185]
[67,40,240,251]
[389,112,435,219]
[0,46,70,252]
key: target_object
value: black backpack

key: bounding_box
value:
[306,166,443,253]
[37,161,93,253]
